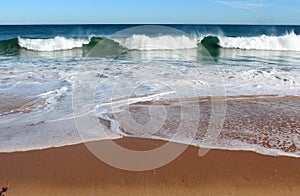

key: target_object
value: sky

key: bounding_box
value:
[1,0,300,24]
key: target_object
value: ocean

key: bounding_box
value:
[0,24,299,157]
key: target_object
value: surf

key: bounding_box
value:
[18,36,90,52]
[0,32,299,55]
[219,32,300,51]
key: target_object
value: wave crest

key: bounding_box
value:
[18,36,90,52]
[219,32,300,51]
[113,34,198,50]
[0,32,299,54]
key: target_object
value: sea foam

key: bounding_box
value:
[219,32,300,51]
[8,32,300,52]
[18,36,90,51]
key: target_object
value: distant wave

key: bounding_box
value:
[18,36,90,52]
[109,32,300,52]
[0,32,300,54]
[113,34,198,50]
[219,32,300,51]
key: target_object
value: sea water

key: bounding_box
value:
[0,24,299,156]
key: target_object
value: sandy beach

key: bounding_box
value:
[1,11,300,196]
[0,137,300,196]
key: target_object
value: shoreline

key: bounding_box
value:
[0,94,299,156]
[2,135,299,158]
[1,137,300,195]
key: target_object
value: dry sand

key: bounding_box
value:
[0,137,300,196]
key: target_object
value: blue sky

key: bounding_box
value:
[1,0,300,24]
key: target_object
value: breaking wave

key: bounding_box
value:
[0,32,300,55]
[220,32,300,51]
[18,36,90,52]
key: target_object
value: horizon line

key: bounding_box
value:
[0,23,300,26]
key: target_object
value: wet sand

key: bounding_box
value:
[1,137,300,196]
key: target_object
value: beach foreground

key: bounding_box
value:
[1,137,300,196]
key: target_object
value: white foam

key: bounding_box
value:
[221,68,300,96]
[18,36,90,51]
[16,33,300,52]
[219,32,300,51]
[113,34,198,50]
